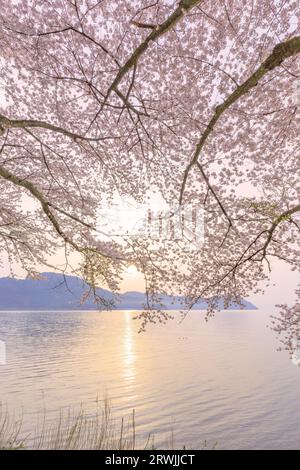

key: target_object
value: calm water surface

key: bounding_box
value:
[1,309,300,449]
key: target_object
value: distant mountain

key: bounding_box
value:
[0,272,257,310]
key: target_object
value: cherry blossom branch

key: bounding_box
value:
[261,204,300,259]
[3,23,121,68]
[179,35,300,204]
[0,159,130,266]
[0,163,82,249]
[103,0,202,103]
[0,113,111,142]
[0,163,121,260]
[130,21,157,30]
[185,203,300,312]
[196,161,233,239]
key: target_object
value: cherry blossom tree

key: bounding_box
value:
[0,0,300,342]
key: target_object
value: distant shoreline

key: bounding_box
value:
[0,272,257,311]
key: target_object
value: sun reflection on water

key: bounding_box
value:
[123,311,136,381]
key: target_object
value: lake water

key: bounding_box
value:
[1,309,300,449]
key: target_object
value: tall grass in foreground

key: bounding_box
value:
[0,405,25,450]
[0,401,216,450]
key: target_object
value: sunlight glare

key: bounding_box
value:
[126,265,138,276]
